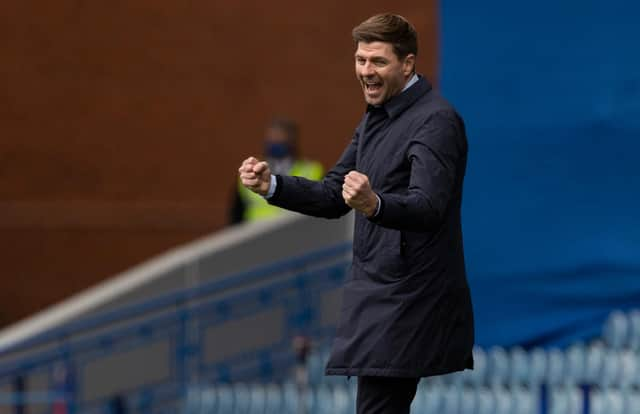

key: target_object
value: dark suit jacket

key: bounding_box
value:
[269,76,474,377]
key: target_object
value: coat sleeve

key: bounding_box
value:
[267,131,358,219]
[370,110,466,231]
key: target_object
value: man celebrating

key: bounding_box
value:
[239,14,474,414]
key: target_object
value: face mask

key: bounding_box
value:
[265,142,291,159]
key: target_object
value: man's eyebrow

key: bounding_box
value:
[354,54,387,61]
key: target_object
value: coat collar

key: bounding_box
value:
[366,75,432,119]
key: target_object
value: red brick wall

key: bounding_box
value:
[0,1,438,324]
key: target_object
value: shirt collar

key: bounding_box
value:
[402,73,419,92]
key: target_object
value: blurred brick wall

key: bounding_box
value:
[0,1,437,324]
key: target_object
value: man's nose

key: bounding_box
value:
[360,62,375,77]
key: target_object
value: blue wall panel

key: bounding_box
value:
[440,0,640,347]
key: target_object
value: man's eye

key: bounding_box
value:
[374,61,387,67]
[356,58,365,64]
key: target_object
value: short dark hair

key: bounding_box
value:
[352,14,418,60]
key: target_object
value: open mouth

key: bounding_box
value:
[364,81,383,94]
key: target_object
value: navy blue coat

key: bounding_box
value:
[269,76,474,377]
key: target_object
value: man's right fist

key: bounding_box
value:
[238,157,272,196]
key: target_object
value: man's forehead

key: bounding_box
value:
[355,41,394,56]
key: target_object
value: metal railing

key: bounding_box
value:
[0,242,352,414]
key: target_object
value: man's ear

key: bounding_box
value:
[403,54,416,77]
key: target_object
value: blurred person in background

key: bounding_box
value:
[229,117,323,224]
[51,363,72,414]
[12,375,24,414]
[107,395,127,414]
[292,334,312,414]
[239,13,474,414]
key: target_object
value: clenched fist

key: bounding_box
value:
[342,171,378,217]
[239,157,271,196]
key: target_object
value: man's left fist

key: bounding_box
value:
[342,171,378,217]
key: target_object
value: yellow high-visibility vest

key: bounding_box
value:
[238,160,324,222]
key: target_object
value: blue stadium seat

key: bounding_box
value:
[216,385,234,414]
[591,389,624,414]
[599,350,621,388]
[201,389,217,414]
[585,343,605,384]
[282,382,298,414]
[249,384,266,414]
[603,310,629,349]
[625,389,640,414]
[422,382,444,414]
[410,388,426,413]
[509,347,529,386]
[565,344,586,385]
[263,384,282,414]
[476,387,495,414]
[546,348,565,386]
[183,387,203,414]
[459,387,476,414]
[303,387,315,414]
[442,385,461,414]
[604,388,625,414]
[528,348,547,386]
[619,349,637,389]
[442,371,465,386]
[549,386,582,414]
[493,385,512,414]
[590,389,606,414]
[465,346,487,386]
[233,383,251,414]
[313,384,333,414]
[569,387,584,414]
[629,310,640,351]
[488,346,509,386]
[332,385,351,414]
[511,385,537,414]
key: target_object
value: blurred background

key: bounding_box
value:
[0,0,638,413]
